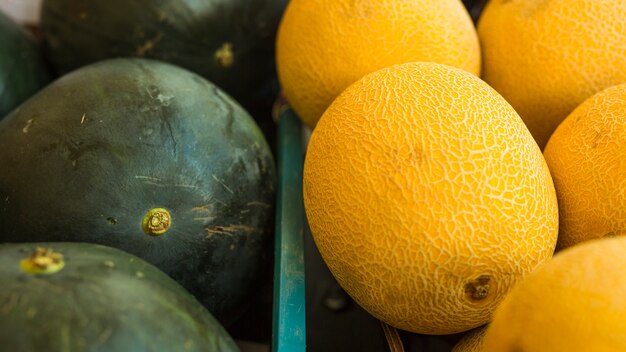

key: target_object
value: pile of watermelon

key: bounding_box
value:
[0,1,286,350]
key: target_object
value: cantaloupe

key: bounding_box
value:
[276,0,480,128]
[484,237,626,351]
[544,83,626,250]
[303,62,558,334]
[478,0,626,149]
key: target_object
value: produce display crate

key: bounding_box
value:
[270,2,489,350]
[271,105,468,352]
[272,103,306,352]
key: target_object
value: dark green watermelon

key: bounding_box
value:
[0,10,50,118]
[0,58,276,325]
[39,0,287,110]
[0,242,238,351]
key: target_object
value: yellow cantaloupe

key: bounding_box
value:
[303,62,558,334]
[544,83,626,249]
[484,237,626,351]
[478,0,626,149]
[276,0,480,129]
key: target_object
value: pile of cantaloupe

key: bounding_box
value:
[277,0,626,350]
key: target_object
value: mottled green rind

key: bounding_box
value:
[0,10,50,118]
[0,58,276,325]
[39,0,287,109]
[0,242,239,352]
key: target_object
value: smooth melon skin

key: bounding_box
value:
[0,58,276,325]
[0,10,50,118]
[544,83,626,250]
[276,0,480,129]
[303,62,558,335]
[0,242,238,352]
[484,237,626,351]
[478,0,626,150]
[39,0,287,110]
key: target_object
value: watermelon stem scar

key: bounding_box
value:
[142,208,171,236]
[214,42,234,68]
[20,247,65,275]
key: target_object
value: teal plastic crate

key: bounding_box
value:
[272,102,306,352]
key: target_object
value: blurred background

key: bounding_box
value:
[0,0,40,25]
